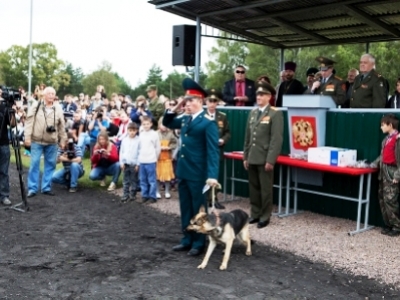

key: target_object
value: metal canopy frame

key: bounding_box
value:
[149,0,400,80]
[150,0,400,49]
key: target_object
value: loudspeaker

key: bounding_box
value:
[172,25,198,66]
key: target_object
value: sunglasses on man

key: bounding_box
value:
[236,70,245,74]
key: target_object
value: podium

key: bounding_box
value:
[283,95,336,155]
[282,95,336,186]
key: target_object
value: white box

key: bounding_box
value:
[307,147,357,167]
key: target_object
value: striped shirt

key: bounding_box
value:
[57,144,83,167]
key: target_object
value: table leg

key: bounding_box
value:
[294,167,298,214]
[223,158,227,202]
[363,173,373,230]
[231,160,235,201]
[273,164,283,216]
[348,173,374,235]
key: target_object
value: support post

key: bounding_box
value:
[28,0,33,96]
[194,16,201,83]
[280,48,284,71]
[366,42,370,53]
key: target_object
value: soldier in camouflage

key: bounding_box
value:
[373,114,400,236]
[146,85,165,127]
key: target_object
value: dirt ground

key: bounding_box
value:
[1,168,399,300]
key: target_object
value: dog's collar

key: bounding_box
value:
[212,211,221,227]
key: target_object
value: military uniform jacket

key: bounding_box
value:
[305,75,346,106]
[206,110,231,160]
[243,106,283,165]
[163,111,220,181]
[148,97,165,123]
[350,69,387,108]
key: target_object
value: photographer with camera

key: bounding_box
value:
[88,107,110,156]
[24,87,67,198]
[51,135,84,193]
[130,95,154,128]
[0,88,16,206]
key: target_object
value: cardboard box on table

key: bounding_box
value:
[308,147,357,167]
[282,95,337,185]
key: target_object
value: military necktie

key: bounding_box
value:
[257,109,262,120]
[187,115,193,124]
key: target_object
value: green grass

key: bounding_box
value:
[10,147,123,189]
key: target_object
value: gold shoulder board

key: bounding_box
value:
[334,76,342,80]
[270,106,278,111]
[204,114,213,120]
[219,111,226,115]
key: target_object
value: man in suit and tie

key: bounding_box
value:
[275,61,305,107]
[222,65,256,106]
[205,89,231,210]
[344,68,359,108]
[163,78,220,256]
[307,57,346,107]
[243,81,283,229]
[350,54,387,108]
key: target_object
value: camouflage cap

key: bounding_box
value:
[146,84,157,92]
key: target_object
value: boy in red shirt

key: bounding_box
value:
[373,114,400,236]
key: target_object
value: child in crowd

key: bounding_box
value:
[156,117,177,199]
[373,113,400,236]
[138,116,160,204]
[119,122,140,202]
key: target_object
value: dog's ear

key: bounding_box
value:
[199,205,206,213]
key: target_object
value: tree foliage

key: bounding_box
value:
[205,36,248,91]
[81,61,120,97]
[0,43,69,91]
[57,63,84,98]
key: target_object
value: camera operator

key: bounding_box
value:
[51,135,84,193]
[130,95,154,128]
[24,87,67,198]
[88,107,110,156]
[69,111,84,144]
[0,89,16,206]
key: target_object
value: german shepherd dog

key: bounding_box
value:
[187,206,252,270]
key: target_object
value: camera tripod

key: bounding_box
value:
[0,103,28,212]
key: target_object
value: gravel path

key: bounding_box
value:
[133,190,400,290]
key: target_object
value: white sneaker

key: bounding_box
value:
[100,180,106,187]
[107,182,116,191]
[156,192,161,199]
[2,198,11,206]
[165,192,171,199]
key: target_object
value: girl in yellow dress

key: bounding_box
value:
[156,117,177,199]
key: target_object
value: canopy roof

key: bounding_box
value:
[149,0,400,48]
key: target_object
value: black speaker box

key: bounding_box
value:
[172,25,198,66]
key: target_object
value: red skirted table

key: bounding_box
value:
[223,152,378,235]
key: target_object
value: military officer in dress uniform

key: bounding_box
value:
[307,57,346,107]
[350,53,387,108]
[163,78,220,256]
[205,89,231,210]
[243,81,283,229]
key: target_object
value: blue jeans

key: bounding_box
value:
[0,145,10,201]
[77,132,90,150]
[28,142,58,193]
[52,163,84,188]
[139,163,157,199]
[89,162,120,184]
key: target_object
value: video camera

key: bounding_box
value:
[66,138,75,160]
[0,85,21,107]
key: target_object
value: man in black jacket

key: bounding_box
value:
[222,65,256,107]
[275,61,305,107]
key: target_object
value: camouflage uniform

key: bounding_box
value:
[374,135,400,231]
[148,96,165,125]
